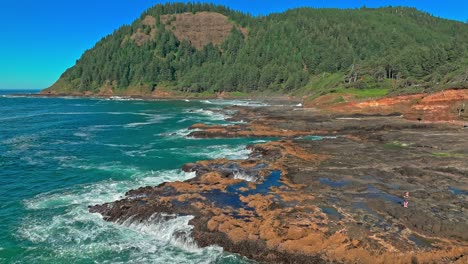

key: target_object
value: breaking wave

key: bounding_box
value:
[125,114,173,128]
[1,97,260,263]
[185,108,228,121]
[19,169,227,263]
[198,145,252,160]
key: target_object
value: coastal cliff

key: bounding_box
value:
[42,3,468,97]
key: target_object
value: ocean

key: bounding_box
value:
[0,90,264,263]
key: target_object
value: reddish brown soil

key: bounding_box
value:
[128,15,158,46]
[160,12,247,49]
[309,89,468,124]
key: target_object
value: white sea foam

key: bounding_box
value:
[177,117,191,123]
[125,114,172,128]
[58,96,82,100]
[232,119,247,124]
[52,155,78,163]
[0,111,161,122]
[204,145,251,160]
[122,214,200,252]
[69,111,161,116]
[2,134,39,146]
[54,111,131,115]
[233,171,257,182]
[134,170,196,186]
[20,156,46,166]
[59,162,143,176]
[0,94,26,98]
[121,146,166,158]
[185,108,228,121]
[299,135,338,140]
[107,96,143,101]
[0,113,44,121]
[87,124,123,130]
[181,128,200,136]
[200,99,268,107]
[122,149,151,157]
[2,134,53,166]
[19,168,225,263]
[9,98,259,262]
[124,122,153,128]
[19,206,223,263]
[25,169,195,211]
[158,128,200,139]
[73,132,89,138]
[102,143,133,148]
[2,134,42,158]
[24,182,123,210]
[182,144,251,160]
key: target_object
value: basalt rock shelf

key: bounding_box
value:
[90,104,468,264]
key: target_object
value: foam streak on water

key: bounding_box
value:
[200,99,268,107]
[0,95,259,264]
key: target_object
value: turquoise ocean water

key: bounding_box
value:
[0,90,265,263]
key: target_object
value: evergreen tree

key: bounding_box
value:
[46,3,468,95]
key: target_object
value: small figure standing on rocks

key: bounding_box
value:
[402,192,409,208]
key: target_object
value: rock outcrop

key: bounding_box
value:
[90,101,468,263]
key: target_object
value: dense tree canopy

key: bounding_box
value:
[45,3,468,95]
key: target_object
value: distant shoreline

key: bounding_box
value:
[7,92,302,104]
[0,89,41,94]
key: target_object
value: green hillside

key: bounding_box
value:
[43,3,468,97]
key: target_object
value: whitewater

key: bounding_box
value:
[0,91,261,263]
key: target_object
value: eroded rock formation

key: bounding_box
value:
[90,100,467,263]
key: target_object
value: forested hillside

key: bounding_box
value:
[43,2,468,96]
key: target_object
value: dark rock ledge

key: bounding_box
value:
[90,105,468,264]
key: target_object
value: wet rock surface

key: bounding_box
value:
[90,102,468,263]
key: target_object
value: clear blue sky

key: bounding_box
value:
[0,0,466,90]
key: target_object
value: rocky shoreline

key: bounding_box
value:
[88,94,467,263]
[28,89,298,103]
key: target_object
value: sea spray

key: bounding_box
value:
[185,108,228,121]
[121,213,200,253]
[0,95,263,263]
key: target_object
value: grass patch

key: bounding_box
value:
[295,72,345,96]
[293,73,390,101]
[334,88,389,99]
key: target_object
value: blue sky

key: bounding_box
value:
[0,0,467,90]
